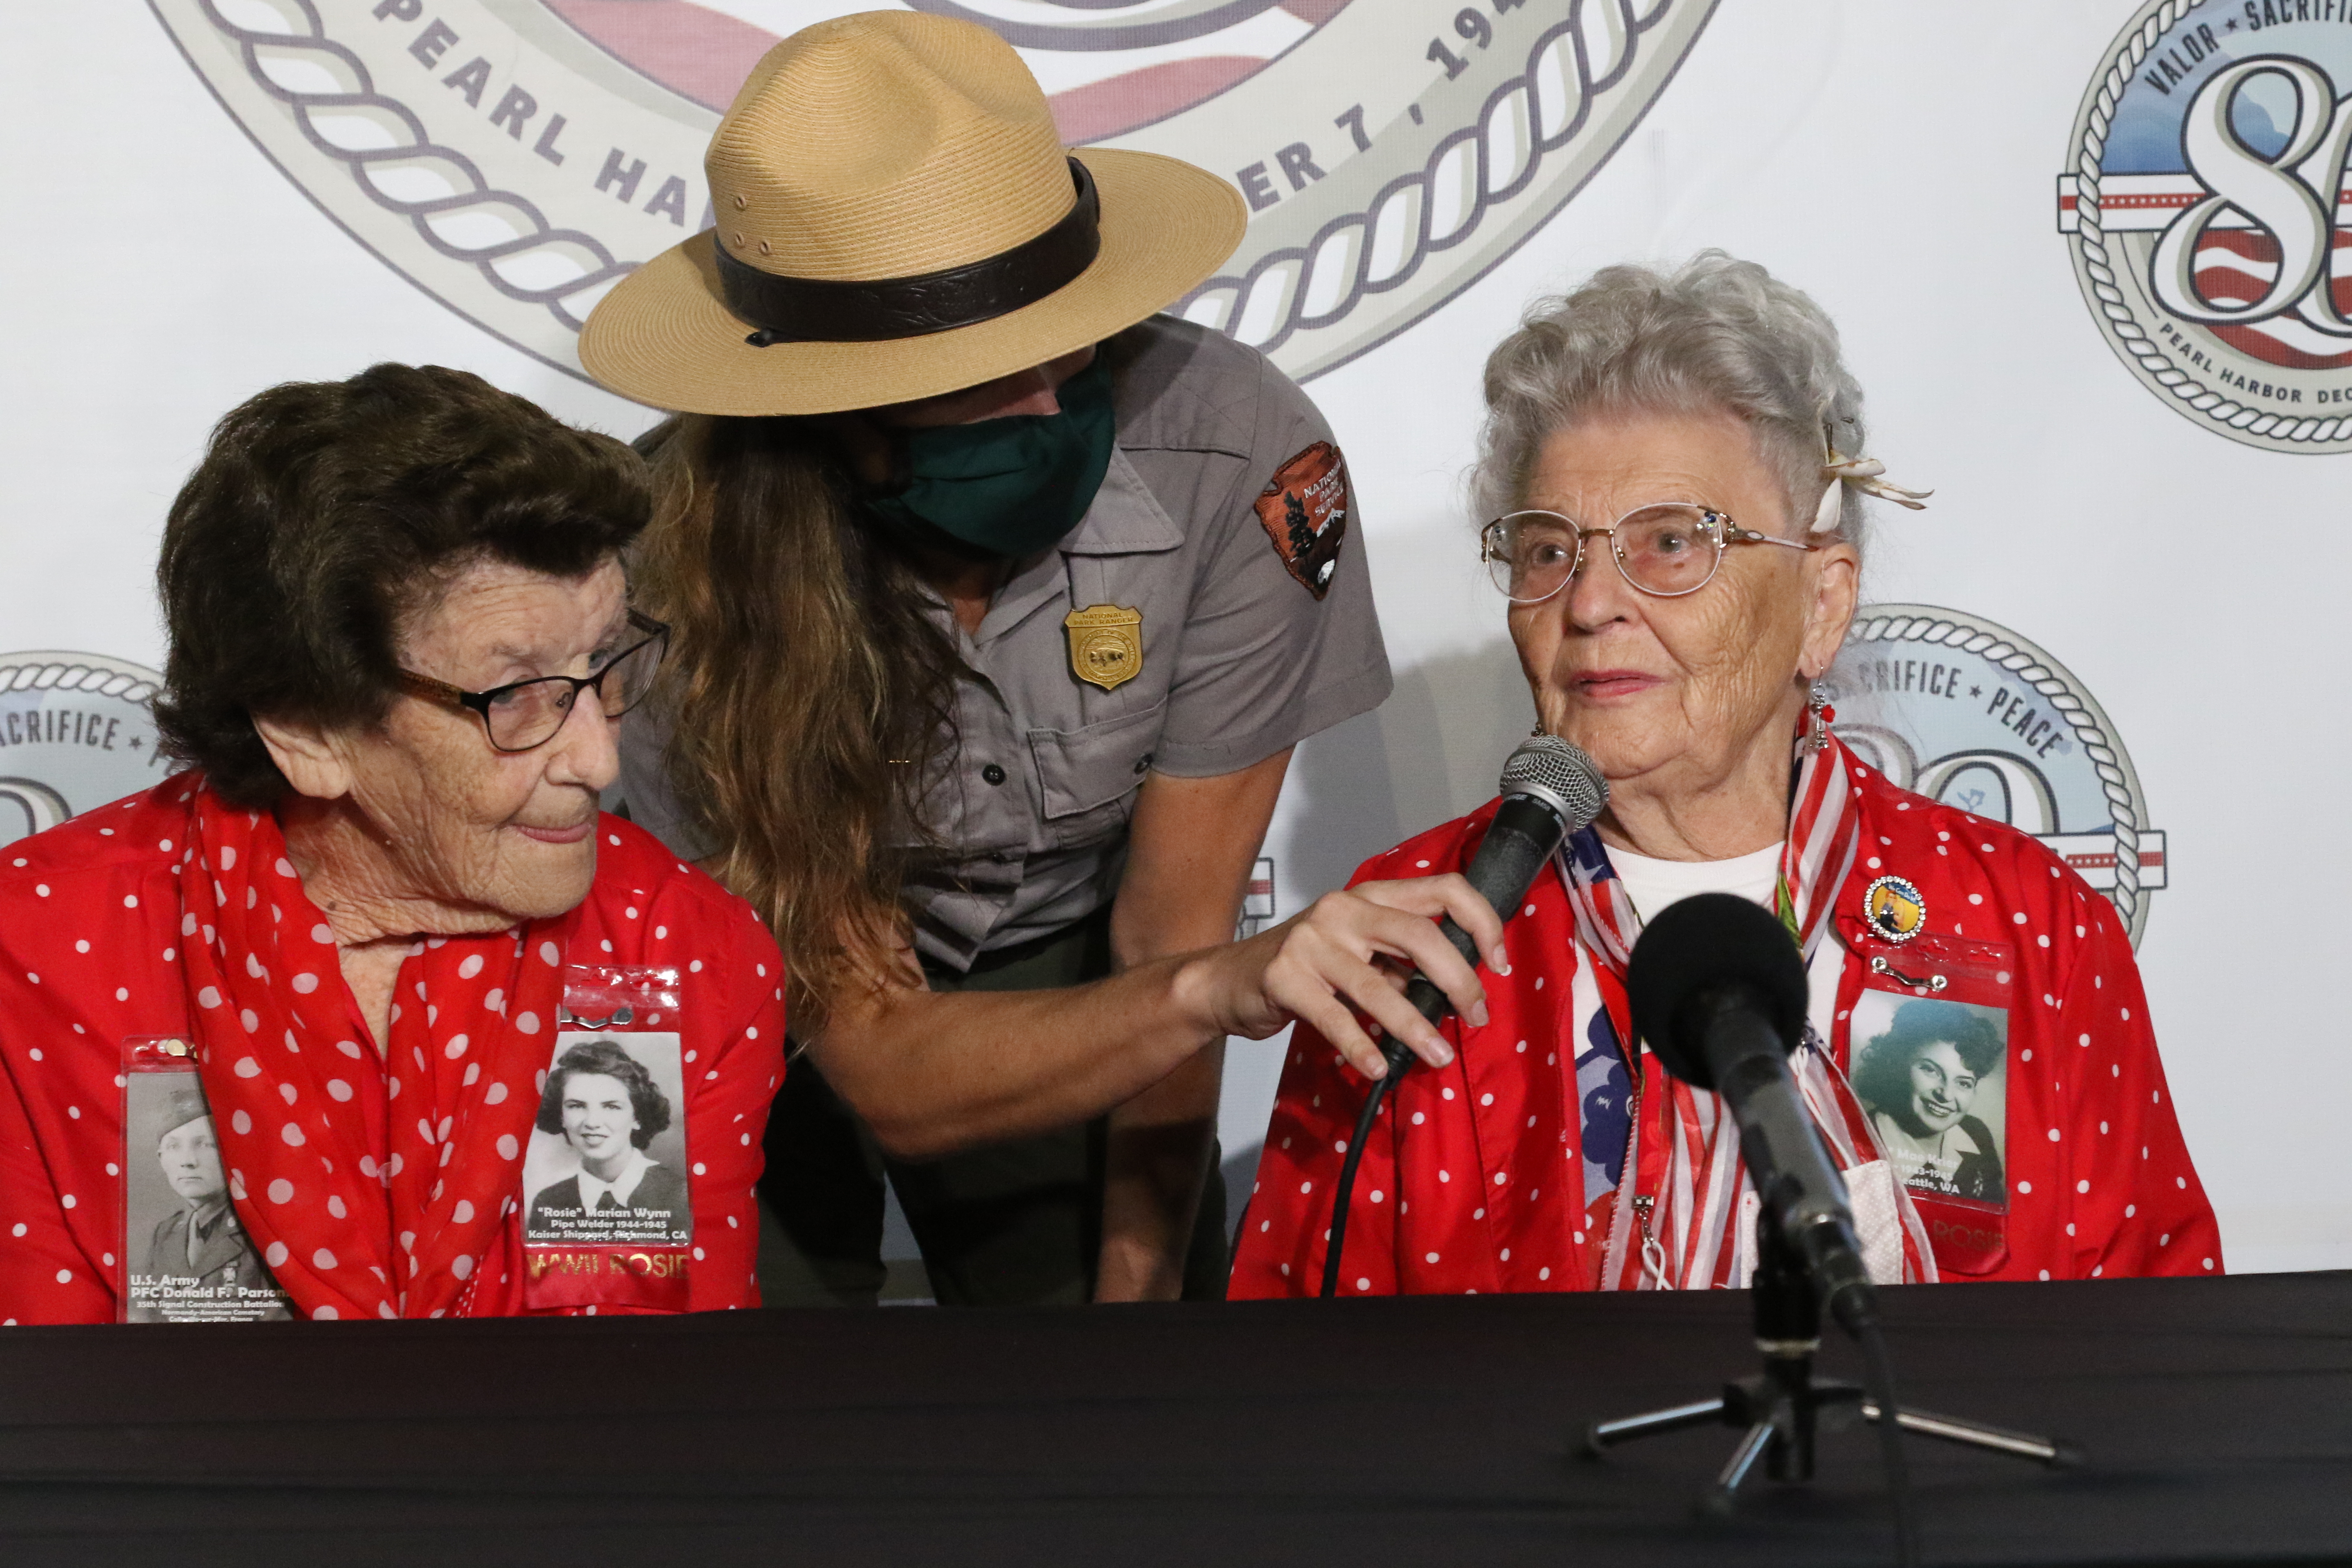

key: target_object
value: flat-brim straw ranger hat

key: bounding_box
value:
[581,11,1247,417]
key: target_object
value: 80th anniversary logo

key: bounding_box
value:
[2061,0,2352,451]
[152,0,1713,384]
[0,654,172,852]
[1829,607,2166,948]
[67,6,2180,951]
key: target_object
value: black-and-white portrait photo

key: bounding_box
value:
[1849,995,2010,1209]
[522,1035,691,1247]
[122,1075,290,1322]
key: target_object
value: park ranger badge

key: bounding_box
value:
[1064,604,1144,692]
[1254,442,1350,600]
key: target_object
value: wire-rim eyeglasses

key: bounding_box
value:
[1480,503,1824,605]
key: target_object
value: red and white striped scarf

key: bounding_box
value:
[1561,730,1934,1290]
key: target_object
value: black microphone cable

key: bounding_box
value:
[1858,1318,1921,1568]
[1318,1045,1403,1299]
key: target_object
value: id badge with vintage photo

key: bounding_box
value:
[1847,934,2015,1275]
[521,968,693,1311]
[119,1036,294,1323]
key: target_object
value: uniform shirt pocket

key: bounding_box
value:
[1027,702,1166,848]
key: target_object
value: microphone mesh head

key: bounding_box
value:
[1626,893,1809,1089]
[1499,735,1608,829]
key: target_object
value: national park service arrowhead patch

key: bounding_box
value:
[1253,441,1350,600]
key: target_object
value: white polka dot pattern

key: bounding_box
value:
[0,781,788,1323]
[1229,738,2224,1301]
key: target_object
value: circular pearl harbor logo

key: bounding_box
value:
[1828,606,2167,948]
[0,653,172,852]
[2059,0,2352,451]
[151,0,1713,383]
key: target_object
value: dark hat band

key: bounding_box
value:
[717,159,1102,349]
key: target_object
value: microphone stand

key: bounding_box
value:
[1579,1209,2082,1514]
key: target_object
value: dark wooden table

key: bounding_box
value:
[1,1271,2346,1566]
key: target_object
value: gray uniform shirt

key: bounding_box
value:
[618,315,1391,973]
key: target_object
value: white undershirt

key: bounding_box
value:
[1608,838,1850,1075]
[1602,839,1785,924]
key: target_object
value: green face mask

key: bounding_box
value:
[860,358,1117,560]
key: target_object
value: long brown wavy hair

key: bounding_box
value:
[631,415,961,1029]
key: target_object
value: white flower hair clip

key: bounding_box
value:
[1813,419,1930,531]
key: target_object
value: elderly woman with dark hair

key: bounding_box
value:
[1234,252,2221,1297]
[1852,1000,2006,1205]
[0,364,784,1323]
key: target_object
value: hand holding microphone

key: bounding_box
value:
[1203,735,1606,1084]
[1386,735,1608,1072]
[1311,734,1606,1297]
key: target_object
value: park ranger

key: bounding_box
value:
[584,11,1418,1307]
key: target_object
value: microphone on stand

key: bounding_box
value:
[1594,892,2072,1563]
[1626,892,1877,1333]
[1321,735,1605,1297]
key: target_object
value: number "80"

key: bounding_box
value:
[2151,57,2352,334]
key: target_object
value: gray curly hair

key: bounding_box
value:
[1471,251,1869,559]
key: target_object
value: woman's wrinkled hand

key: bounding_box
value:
[1178,874,1506,1081]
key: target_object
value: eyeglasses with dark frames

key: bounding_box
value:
[1480,503,1822,604]
[396,609,670,753]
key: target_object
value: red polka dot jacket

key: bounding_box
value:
[0,778,785,1324]
[1231,763,2222,1298]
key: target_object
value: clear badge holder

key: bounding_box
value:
[1850,934,2015,1275]
[120,1036,294,1322]
[521,968,693,1311]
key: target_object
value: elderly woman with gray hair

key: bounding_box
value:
[1232,252,2220,1297]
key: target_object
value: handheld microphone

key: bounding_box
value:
[1321,735,1603,1298]
[1382,735,1608,1071]
[1626,893,1879,1334]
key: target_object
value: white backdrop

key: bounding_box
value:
[5,1,2343,1274]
